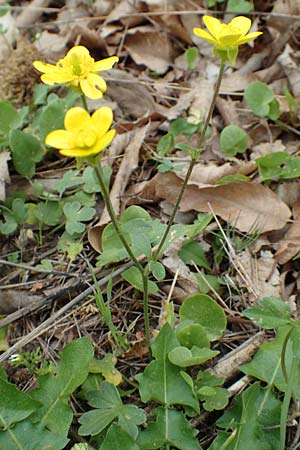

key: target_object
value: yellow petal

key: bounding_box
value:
[80,74,106,99]
[92,56,119,72]
[64,107,91,131]
[45,130,73,149]
[59,130,115,157]
[203,15,222,39]
[33,61,56,74]
[93,129,116,153]
[92,107,113,136]
[229,16,251,35]
[218,34,242,46]
[193,28,217,45]
[59,148,88,157]
[237,31,263,45]
[66,45,91,59]
[40,72,74,84]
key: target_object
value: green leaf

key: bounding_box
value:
[121,266,159,293]
[11,198,27,224]
[136,323,199,412]
[185,47,199,70]
[53,170,83,195]
[244,296,291,329]
[179,294,226,341]
[281,156,300,179]
[97,206,182,266]
[220,125,248,156]
[63,201,95,235]
[174,143,198,158]
[34,201,62,226]
[0,377,40,428]
[82,166,105,193]
[170,118,199,137]
[195,272,221,295]
[176,322,210,349]
[244,82,274,117]
[100,424,140,450]
[168,346,219,367]
[0,210,18,235]
[157,133,175,156]
[268,98,280,120]
[10,130,43,177]
[79,382,145,439]
[148,261,166,281]
[227,0,253,13]
[39,99,65,141]
[195,372,229,412]
[33,84,54,106]
[216,174,249,185]
[178,240,210,271]
[0,421,68,450]
[256,151,291,180]
[210,383,281,450]
[89,354,122,386]
[185,213,212,239]
[31,337,94,435]
[0,101,21,141]
[137,407,202,450]
[241,325,300,399]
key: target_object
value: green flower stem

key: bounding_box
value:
[80,93,89,111]
[153,61,226,260]
[94,162,152,355]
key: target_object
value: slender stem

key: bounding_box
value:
[80,93,89,111]
[142,268,151,356]
[94,164,144,273]
[153,61,226,260]
[94,162,152,353]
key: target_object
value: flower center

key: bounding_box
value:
[70,54,82,76]
[75,129,97,148]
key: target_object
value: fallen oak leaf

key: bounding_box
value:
[137,172,291,233]
[275,200,300,264]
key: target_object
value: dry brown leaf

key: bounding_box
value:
[88,123,150,252]
[124,29,173,73]
[0,11,18,62]
[250,140,286,160]
[0,289,40,314]
[275,200,300,264]
[237,249,281,303]
[162,238,199,297]
[35,31,69,59]
[0,152,10,202]
[177,161,257,187]
[138,172,291,233]
[278,44,300,96]
[107,69,157,119]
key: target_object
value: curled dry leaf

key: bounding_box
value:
[162,238,199,297]
[275,200,300,264]
[107,69,157,119]
[137,172,291,233]
[0,152,10,202]
[236,249,282,303]
[124,29,174,74]
[177,161,257,188]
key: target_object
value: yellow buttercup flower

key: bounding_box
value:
[45,106,116,158]
[33,46,118,99]
[194,16,262,64]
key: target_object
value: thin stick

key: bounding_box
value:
[0,260,134,363]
